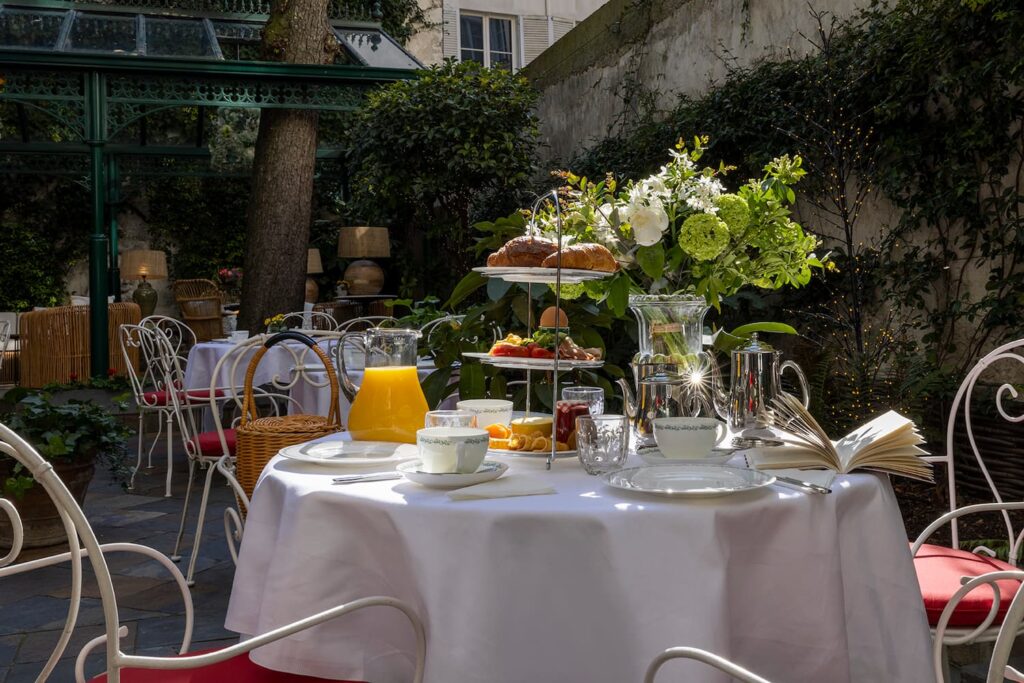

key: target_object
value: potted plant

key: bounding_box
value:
[0,391,132,549]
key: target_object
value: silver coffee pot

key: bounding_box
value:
[710,334,810,435]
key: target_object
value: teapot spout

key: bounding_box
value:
[615,377,637,420]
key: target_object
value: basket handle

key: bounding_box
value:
[239,332,342,429]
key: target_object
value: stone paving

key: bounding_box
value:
[1,439,238,682]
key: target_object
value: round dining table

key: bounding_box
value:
[225,435,935,683]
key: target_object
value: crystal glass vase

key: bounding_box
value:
[628,294,709,365]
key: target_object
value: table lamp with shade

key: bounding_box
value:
[305,248,324,303]
[121,249,168,317]
[337,226,390,295]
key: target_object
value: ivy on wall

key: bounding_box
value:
[567,0,1024,431]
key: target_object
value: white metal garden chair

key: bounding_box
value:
[175,330,345,585]
[644,647,771,683]
[0,421,426,683]
[985,568,1024,682]
[910,338,1024,681]
[273,310,338,332]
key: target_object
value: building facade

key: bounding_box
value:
[405,0,606,70]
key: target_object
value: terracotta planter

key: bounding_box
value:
[0,458,96,550]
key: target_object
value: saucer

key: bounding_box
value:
[638,446,730,466]
[397,460,508,489]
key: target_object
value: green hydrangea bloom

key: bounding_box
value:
[548,282,587,300]
[679,213,730,261]
[714,194,751,235]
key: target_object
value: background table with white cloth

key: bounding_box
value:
[225,435,935,683]
[184,341,454,423]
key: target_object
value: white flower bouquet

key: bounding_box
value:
[533,137,827,311]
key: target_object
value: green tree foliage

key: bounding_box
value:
[0,178,90,311]
[344,60,540,295]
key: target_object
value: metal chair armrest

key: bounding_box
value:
[644,647,772,683]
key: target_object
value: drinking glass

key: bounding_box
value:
[576,415,628,475]
[424,410,478,428]
[562,386,605,415]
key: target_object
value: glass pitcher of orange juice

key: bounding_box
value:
[339,328,428,443]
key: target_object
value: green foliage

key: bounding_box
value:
[566,0,1024,428]
[344,60,540,296]
[0,391,133,496]
[0,178,91,311]
[145,176,250,280]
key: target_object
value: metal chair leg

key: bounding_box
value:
[171,458,197,562]
[185,462,217,586]
[164,411,174,497]
[146,408,165,469]
[130,411,144,491]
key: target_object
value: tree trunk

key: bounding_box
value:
[240,0,336,334]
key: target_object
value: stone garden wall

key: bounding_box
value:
[524,0,870,165]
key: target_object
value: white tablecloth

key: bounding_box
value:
[184,342,454,422]
[225,436,934,683]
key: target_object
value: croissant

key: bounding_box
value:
[541,243,618,272]
[487,236,558,267]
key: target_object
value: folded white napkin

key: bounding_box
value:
[447,475,556,501]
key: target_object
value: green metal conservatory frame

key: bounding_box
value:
[0,0,419,375]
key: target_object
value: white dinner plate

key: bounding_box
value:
[637,446,730,466]
[603,464,776,498]
[279,440,418,467]
[397,460,508,488]
[462,352,603,370]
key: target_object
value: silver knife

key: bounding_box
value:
[772,474,831,494]
[332,472,402,485]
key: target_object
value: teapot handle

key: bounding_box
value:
[337,332,367,402]
[780,360,810,409]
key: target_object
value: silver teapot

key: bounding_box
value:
[616,365,700,448]
[710,333,809,435]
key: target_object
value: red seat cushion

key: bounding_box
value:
[914,542,1022,627]
[190,428,237,457]
[143,389,226,406]
[89,649,364,682]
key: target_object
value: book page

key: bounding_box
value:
[834,410,917,469]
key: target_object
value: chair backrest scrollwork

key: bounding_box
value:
[0,424,126,681]
[935,338,1024,550]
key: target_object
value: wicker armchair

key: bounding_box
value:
[173,279,223,342]
[19,303,141,387]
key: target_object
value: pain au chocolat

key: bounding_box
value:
[486,236,559,267]
[541,243,618,272]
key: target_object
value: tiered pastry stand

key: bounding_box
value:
[465,191,614,469]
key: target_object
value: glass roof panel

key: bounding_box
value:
[146,17,215,57]
[336,28,420,69]
[0,8,65,49]
[67,12,137,53]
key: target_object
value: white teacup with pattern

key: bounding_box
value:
[416,427,489,474]
[456,399,514,428]
[653,417,727,459]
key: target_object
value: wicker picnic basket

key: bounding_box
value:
[235,331,342,498]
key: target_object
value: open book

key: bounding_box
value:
[748,393,934,483]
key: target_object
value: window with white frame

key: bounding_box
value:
[459,12,515,70]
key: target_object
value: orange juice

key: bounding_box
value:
[347,366,429,443]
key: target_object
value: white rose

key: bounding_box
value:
[629,204,669,246]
